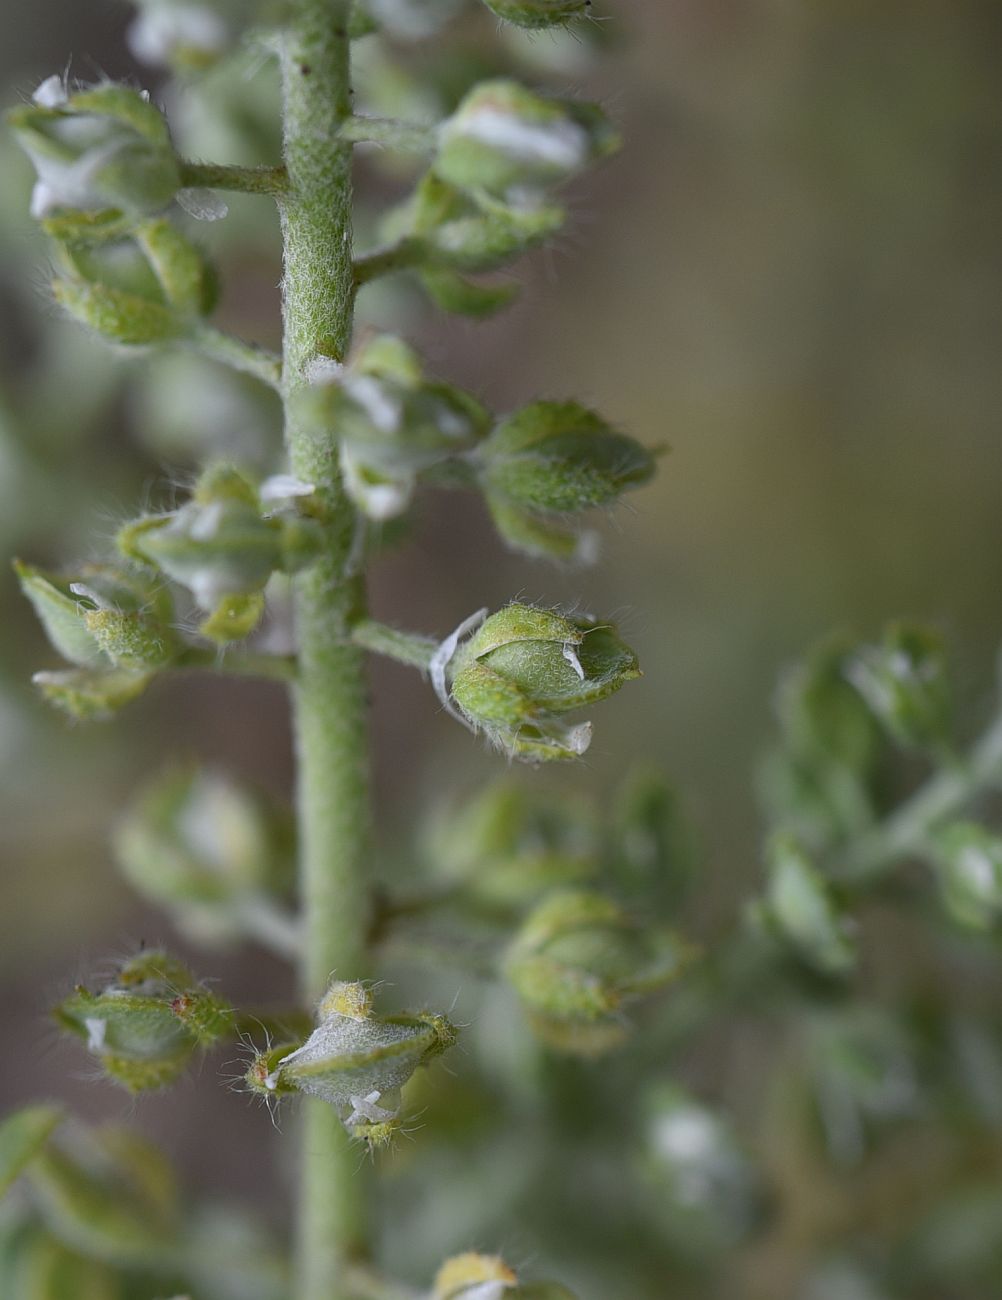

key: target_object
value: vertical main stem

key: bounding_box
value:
[279,4,369,1299]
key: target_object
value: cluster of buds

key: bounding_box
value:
[245,980,457,1146]
[433,1252,575,1299]
[447,604,641,762]
[118,463,322,641]
[503,889,693,1054]
[300,335,490,521]
[54,951,233,1092]
[114,764,294,944]
[14,557,179,719]
[380,79,618,318]
[6,76,224,348]
[752,834,856,977]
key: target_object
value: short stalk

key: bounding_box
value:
[186,325,283,389]
[832,712,1002,883]
[351,618,437,671]
[337,115,436,154]
[279,4,372,1298]
[353,237,429,288]
[178,160,289,196]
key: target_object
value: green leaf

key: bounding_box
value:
[0,1106,63,1198]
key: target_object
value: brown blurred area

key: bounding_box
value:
[2,2,1002,1296]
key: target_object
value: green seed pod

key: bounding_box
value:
[51,277,178,345]
[504,889,693,1055]
[847,623,951,751]
[933,822,1002,931]
[25,1124,178,1264]
[448,603,640,761]
[54,951,232,1091]
[436,80,618,201]
[7,77,179,223]
[301,335,490,521]
[479,401,655,514]
[479,0,591,28]
[427,779,599,909]
[114,764,294,943]
[756,834,855,976]
[485,493,592,563]
[248,977,457,1137]
[31,667,155,721]
[0,1106,63,1198]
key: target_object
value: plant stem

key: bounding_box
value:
[176,646,297,682]
[832,713,1002,884]
[350,618,437,671]
[178,160,289,196]
[186,325,283,388]
[279,5,371,1298]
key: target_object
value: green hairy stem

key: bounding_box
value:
[279,2,371,1294]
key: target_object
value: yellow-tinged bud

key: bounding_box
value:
[245,977,457,1143]
[433,1252,577,1300]
[54,951,232,1091]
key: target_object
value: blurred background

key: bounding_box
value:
[3,2,1002,1298]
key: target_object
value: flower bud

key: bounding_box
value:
[245,978,457,1141]
[932,822,1002,931]
[642,1085,759,1254]
[15,558,178,672]
[755,835,855,976]
[427,779,598,910]
[118,464,319,635]
[479,0,591,28]
[847,623,951,751]
[51,220,216,345]
[54,950,232,1091]
[436,81,618,202]
[127,4,229,71]
[479,401,655,515]
[395,172,565,272]
[504,889,693,1054]
[300,335,490,521]
[448,603,640,761]
[484,495,595,564]
[8,77,179,222]
[114,764,294,943]
[433,1252,576,1299]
